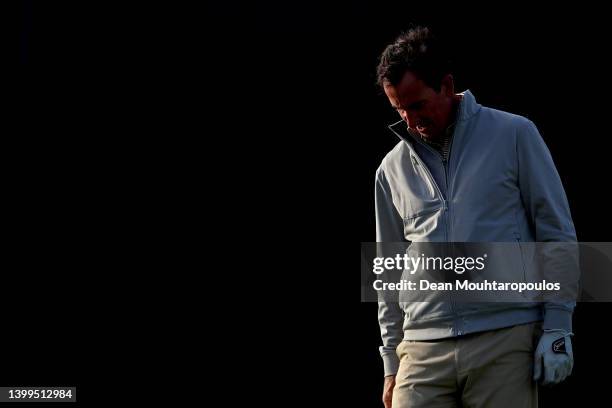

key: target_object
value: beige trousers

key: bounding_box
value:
[392,322,542,408]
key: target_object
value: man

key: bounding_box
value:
[375,27,576,408]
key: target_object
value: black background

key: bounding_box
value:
[207,3,609,407]
[21,1,612,406]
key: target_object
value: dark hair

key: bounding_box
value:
[376,26,451,91]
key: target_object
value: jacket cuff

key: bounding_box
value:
[543,307,573,332]
[382,352,400,377]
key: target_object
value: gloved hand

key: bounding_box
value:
[533,330,574,385]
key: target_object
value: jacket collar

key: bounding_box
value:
[388,89,481,144]
[456,89,481,122]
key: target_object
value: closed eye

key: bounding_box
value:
[408,100,426,110]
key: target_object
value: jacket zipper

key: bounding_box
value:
[411,130,460,333]
[409,134,459,332]
[445,135,458,334]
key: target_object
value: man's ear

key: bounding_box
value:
[440,74,455,96]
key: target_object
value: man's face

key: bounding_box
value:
[383,71,455,140]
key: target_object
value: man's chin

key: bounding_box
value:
[418,129,434,139]
[421,128,445,140]
[408,126,436,139]
[416,125,433,137]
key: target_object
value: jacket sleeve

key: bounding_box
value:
[516,120,578,332]
[375,165,406,376]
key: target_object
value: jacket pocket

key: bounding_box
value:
[398,246,453,322]
[400,300,453,324]
[514,233,528,283]
[403,204,444,242]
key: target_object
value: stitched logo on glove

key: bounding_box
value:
[552,337,567,354]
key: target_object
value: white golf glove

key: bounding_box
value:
[533,329,574,385]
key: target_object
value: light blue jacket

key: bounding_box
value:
[375,90,576,376]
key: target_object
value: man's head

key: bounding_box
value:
[377,27,459,140]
